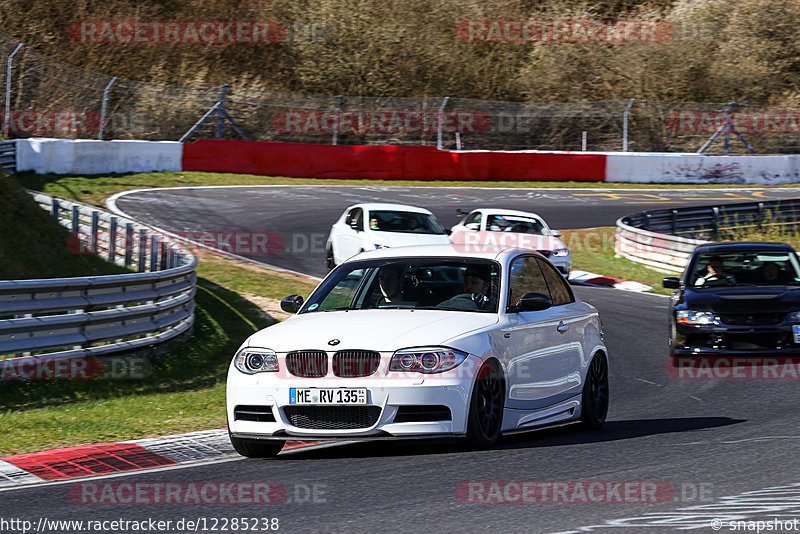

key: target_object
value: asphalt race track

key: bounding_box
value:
[7,186,800,533]
[111,186,800,278]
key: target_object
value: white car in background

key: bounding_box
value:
[325,203,451,269]
[450,208,572,276]
[226,244,609,458]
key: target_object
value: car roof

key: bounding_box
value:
[347,203,435,214]
[694,241,797,254]
[349,244,543,262]
[473,208,545,220]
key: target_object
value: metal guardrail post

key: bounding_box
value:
[108,217,117,263]
[98,77,117,140]
[2,43,22,137]
[622,98,635,152]
[711,207,720,239]
[90,211,99,254]
[150,235,159,272]
[71,205,79,234]
[124,223,134,267]
[437,96,449,150]
[138,229,147,272]
[51,198,60,219]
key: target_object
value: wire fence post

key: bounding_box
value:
[622,98,635,152]
[98,77,117,140]
[332,95,342,146]
[437,96,449,150]
[3,43,23,137]
[216,83,230,139]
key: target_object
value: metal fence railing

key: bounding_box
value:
[3,29,800,153]
[615,199,800,273]
[0,193,197,364]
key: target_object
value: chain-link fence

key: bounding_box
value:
[4,29,800,154]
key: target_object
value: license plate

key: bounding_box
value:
[793,325,800,344]
[289,388,367,405]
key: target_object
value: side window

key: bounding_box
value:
[536,257,574,306]
[508,255,549,310]
[346,208,363,231]
[464,211,482,229]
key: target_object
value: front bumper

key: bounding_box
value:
[549,254,572,277]
[226,357,480,439]
[674,323,800,355]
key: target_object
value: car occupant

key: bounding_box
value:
[696,256,736,286]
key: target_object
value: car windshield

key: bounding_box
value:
[301,258,501,313]
[367,210,447,235]
[688,251,800,287]
[486,215,546,235]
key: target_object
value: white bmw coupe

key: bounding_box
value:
[226,245,608,457]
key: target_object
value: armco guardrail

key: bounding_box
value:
[0,193,197,368]
[615,198,800,273]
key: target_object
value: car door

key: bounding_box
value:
[499,255,583,410]
[335,207,364,263]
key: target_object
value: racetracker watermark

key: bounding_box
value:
[66,231,328,256]
[0,355,151,380]
[68,21,287,44]
[272,110,491,135]
[1,111,100,136]
[456,481,675,503]
[456,20,674,43]
[69,482,327,504]
[667,110,800,134]
[667,356,800,379]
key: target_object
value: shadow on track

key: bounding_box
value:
[271,416,743,461]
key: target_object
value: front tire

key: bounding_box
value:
[229,434,285,458]
[465,361,504,448]
[580,353,609,430]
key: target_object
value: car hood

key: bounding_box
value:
[372,231,451,247]
[683,286,800,313]
[246,309,499,352]
[450,230,565,251]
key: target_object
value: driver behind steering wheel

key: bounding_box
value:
[437,265,491,310]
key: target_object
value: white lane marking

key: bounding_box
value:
[550,482,800,532]
[631,377,660,386]
[0,460,43,487]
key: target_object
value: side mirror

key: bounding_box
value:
[513,292,552,312]
[662,277,681,289]
[280,294,304,314]
[465,222,480,231]
[349,221,361,231]
[550,230,562,238]
[444,228,452,236]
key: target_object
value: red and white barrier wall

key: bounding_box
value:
[13,138,800,185]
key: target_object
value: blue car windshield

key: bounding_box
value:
[301,258,501,313]
[689,251,800,287]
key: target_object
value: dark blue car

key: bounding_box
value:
[663,242,800,356]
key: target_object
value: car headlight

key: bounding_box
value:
[787,311,800,322]
[676,310,720,325]
[390,347,468,374]
[374,244,390,249]
[234,348,279,374]
[552,248,570,257]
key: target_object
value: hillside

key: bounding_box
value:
[0,0,797,105]
[0,174,128,280]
